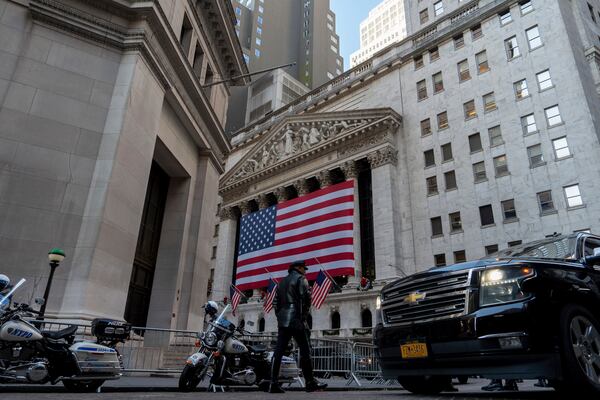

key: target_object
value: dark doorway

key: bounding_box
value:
[361,309,372,328]
[124,161,170,327]
[331,311,340,330]
[258,318,265,332]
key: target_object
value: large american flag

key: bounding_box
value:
[312,270,333,309]
[235,180,355,290]
[263,278,278,314]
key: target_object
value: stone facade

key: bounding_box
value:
[0,0,246,330]
[214,0,600,337]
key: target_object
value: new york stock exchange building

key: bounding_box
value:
[212,0,600,338]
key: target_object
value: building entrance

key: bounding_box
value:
[124,161,170,327]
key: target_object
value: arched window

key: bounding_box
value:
[258,317,265,332]
[361,309,372,328]
[306,313,313,330]
[331,311,340,330]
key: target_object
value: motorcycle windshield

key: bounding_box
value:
[0,278,26,313]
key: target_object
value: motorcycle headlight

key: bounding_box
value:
[480,267,535,307]
[204,331,218,347]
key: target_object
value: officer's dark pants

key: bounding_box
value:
[271,327,314,383]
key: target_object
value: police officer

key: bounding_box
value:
[269,260,327,393]
[0,274,11,312]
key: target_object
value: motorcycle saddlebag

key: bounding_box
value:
[91,319,131,341]
[69,342,121,376]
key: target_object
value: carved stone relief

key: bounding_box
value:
[294,179,310,196]
[340,160,358,180]
[218,207,237,221]
[367,146,398,168]
[274,187,288,203]
[257,194,270,209]
[316,170,333,188]
[238,201,252,216]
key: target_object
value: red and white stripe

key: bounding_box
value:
[311,277,333,310]
[236,180,355,290]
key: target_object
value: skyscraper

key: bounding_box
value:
[227,0,344,133]
[349,0,408,67]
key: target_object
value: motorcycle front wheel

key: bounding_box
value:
[62,379,105,393]
[179,364,202,392]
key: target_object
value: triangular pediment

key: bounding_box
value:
[220,108,401,195]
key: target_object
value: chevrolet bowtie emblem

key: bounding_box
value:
[403,292,426,305]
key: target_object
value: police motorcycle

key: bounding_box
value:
[0,277,131,392]
[179,301,299,391]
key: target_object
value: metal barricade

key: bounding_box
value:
[351,342,382,385]
[309,338,356,383]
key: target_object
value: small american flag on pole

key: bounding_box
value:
[263,278,278,314]
[311,270,333,309]
[230,284,243,315]
[235,180,355,290]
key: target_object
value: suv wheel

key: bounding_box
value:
[559,304,600,395]
[397,376,452,394]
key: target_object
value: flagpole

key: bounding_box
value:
[312,257,343,292]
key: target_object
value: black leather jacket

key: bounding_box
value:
[274,269,311,329]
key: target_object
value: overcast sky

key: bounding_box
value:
[330,0,382,70]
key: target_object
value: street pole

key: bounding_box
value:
[38,248,65,320]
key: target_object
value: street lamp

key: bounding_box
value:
[38,248,65,319]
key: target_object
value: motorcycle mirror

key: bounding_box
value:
[34,298,45,306]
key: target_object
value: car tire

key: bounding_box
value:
[558,304,600,395]
[398,376,452,394]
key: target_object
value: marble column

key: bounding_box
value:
[257,194,270,209]
[212,207,239,303]
[316,170,333,189]
[367,147,405,280]
[340,160,361,284]
[294,179,310,196]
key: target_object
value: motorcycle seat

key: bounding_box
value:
[41,325,77,340]
[248,344,267,353]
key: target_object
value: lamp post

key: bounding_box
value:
[38,248,65,319]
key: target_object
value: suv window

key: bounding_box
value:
[583,237,600,257]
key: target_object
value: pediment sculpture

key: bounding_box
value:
[230,119,362,182]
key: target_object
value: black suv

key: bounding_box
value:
[374,233,600,395]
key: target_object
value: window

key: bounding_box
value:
[508,240,522,247]
[499,9,512,25]
[564,184,583,208]
[527,144,545,167]
[488,125,503,147]
[420,8,429,24]
[431,216,443,236]
[426,176,438,195]
[433,72,444,93]
[430,47,439,61]
[449,212,462,232]
[473,161,487,182]
[256,26,262,35]
[211,246,217,259]
[434,1,444,16]
[434,253,446,267]
[454,250,466,263]
[520,0,533,14]
[471,24,483,40]
[256,37,261,45]
[514,79,529,99]
[483,92,497,112]
[485,244,499,255]
[424,149,435,167]
[552,137,571,159]
[445,170,457,190]
[505,36,520,60]
[527,26,542,49]
[545,105,562,126]
[441,143,453,162]
[521,114,538,135]
[437,111,449,130]
[536,70,553,91]
[414,55,424,69]
[502,199,517,220]
[421,118,432,136]
[214,224,219,237]
[464,100,477,119]
[458,59,470,82]
[235,7,242,15]
[417,79,427,100]
[255,48,261,57]
[538,190,555,213]
[454,34,465,49]
[479,205,495,226]
[494,155,509,176]
[589,3,597,23]
[257,15,263,24]
[476,50,489,73]
[469,133,482,153]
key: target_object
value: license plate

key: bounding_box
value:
[400,342,428,359]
